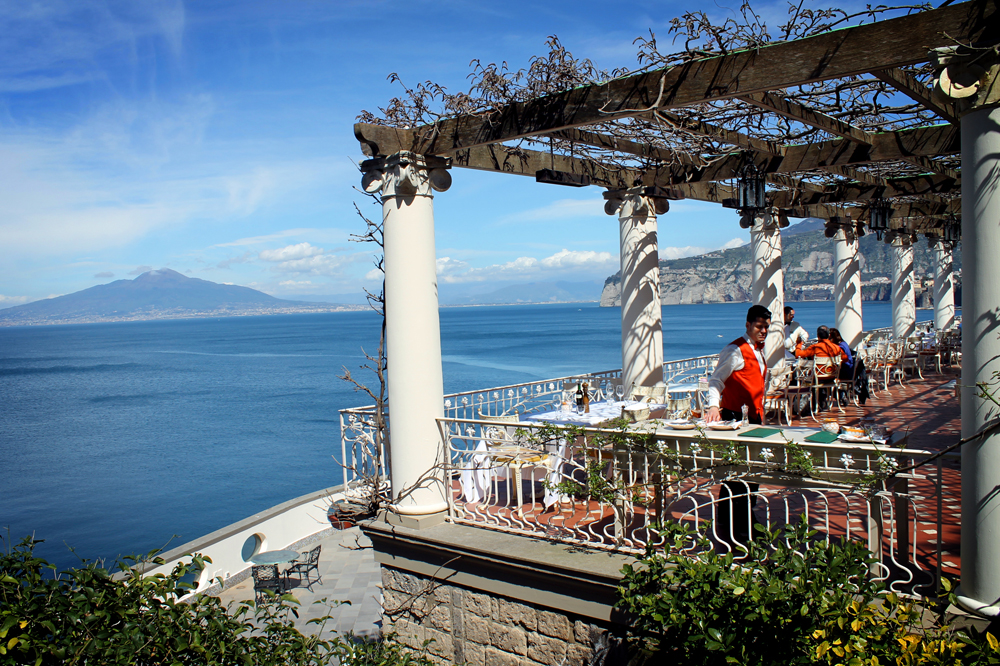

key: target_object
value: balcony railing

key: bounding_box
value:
[437,416,950,594]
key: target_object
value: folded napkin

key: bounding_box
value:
[804,430,840,443]
[741,427,781,438]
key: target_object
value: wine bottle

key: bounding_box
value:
[575,384,584,412]
[582,383,590,413]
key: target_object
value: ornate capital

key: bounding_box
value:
[742,207,788,232]
[603,187,670,218]
[931,45,1000,112]
[360,152,452,199]
[823,215,863,242]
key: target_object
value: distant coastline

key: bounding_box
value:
[0,304,368,327]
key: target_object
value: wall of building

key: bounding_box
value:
[381,566,617,666]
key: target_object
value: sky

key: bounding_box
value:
[0,0,860,305]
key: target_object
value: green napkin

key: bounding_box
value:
[805,430,840,443]
[741,427,781,438]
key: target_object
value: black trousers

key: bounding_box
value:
[720,408,762,425]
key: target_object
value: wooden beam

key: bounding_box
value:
[898,155,962,181]
[650,111,787,156]
[355,1,997,156]
[739,92,875,144]
[872,68,959,125]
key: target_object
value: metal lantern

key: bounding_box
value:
[942,221,960,243]
[736,157,767,212]
[868,198,892,239]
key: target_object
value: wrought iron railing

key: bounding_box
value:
[437,417,950,594]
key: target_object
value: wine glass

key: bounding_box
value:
[616,383,625,403]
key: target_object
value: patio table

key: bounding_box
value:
[250,549,299,566]
[526,400,667,426]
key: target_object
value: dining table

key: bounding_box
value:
[249,549,300,566]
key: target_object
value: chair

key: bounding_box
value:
[764,366,794,425]
[883,341,905,389]
[783,361,814,420]
[285,545,322,590]
[252,564,284,604]
[631,385,668,403]
[478,411,549,515]
[808,356,842,421]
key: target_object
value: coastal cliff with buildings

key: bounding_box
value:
[601,219,962,307]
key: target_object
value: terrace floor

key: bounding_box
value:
[217,526,382,638]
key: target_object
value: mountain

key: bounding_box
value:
[0,269,364,326]
[440,281,601,306]
[600,219,962,307]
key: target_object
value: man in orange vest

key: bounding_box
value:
[705,304,772,425]
[704,303,771,550]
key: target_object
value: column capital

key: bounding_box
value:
[888,231,917,248]
[603,186,670,218]
[360,152,452,199]
[741,207,788,231]
[824,216,861,243]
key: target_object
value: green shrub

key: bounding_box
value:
[617,516,1000,666]
[0,536,432,666]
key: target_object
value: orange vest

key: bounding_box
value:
[720,338,766,422]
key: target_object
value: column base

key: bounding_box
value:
[955,587,1000,618]
[379,508,447,530]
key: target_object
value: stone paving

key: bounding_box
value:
[217,527,383,638]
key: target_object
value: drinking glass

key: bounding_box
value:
[616,384,625,402]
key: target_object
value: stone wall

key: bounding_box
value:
[381,565,616,665]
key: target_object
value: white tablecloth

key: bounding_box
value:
[526,400,663,426]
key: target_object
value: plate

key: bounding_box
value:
[838,433,871,443]
[707,421,742,431]
[666,420,697,430]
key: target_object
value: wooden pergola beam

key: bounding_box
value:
[355,1,997,156]
[872,68,960,125]
[739,91,875,144]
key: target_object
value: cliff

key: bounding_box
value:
[600,220,962,307]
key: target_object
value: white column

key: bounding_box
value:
[607,190,664,391]
[891,238,915,340]
[958,105,1000,617]
[750,212,784,368]
[361,152,451,517]
[933,241,956,331]
[833,224,864,349]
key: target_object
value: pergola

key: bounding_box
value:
[354,0,1000,616]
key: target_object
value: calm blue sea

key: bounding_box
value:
[0,300,911,571]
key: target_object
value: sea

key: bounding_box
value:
[0,300,919,571]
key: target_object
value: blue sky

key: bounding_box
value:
[0,0,847,305]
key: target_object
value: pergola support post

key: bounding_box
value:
[833,223,864,349]
[958,105,1000,617]
[360,152,452,522]
[749,211,785,368]
[933,241,956,331]
[891,238,916,340]
[606,188,664,392]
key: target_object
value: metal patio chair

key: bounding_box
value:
[252,564,284,604]
[285,545,323,590]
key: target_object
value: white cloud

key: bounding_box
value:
[0,294,31,305]
[659,238,747,261]
[438,249,617,284]
[259,242,324,262]
[128,265,153,276]
[214,228,329,248]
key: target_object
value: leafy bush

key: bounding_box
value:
[618,516,1000,666]
[0,536,432,666]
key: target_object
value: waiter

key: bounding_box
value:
[705,304,771,425]
[703,304,771,551]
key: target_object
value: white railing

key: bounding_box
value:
[437,417,950,594]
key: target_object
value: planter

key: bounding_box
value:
[327,501,372,529]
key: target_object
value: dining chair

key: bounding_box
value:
[808,355,842,421]
[285,545,322,590]
[631,385,668,403]
[252,564,284,604]
[764,366,794,425]
[477,411,550,515]
[783,362,814,420]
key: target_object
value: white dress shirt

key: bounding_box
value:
[784,321,809,360]
[707,335,767,409]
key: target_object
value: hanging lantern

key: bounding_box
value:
[942,220,960,243]
[867,198,892,239]
[736,157,767,212]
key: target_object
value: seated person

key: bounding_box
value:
[829,328,854,380]
[794,325,848,366]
